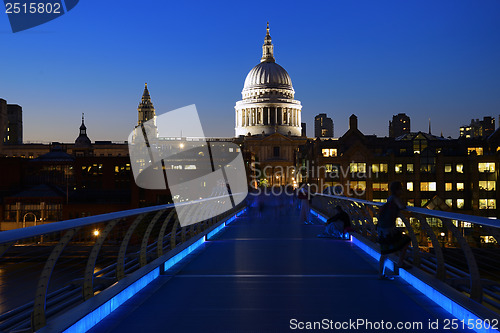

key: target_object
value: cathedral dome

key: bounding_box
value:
[234,23,302,137]
[243,62,293,92]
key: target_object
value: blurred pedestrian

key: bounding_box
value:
[377,181,411,280]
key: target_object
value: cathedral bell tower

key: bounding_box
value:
[136,83,157,138]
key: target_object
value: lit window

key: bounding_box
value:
[349,181,366,191]
[420,164,435,173]
[456,164,464,173]
[420,182,437,191]
[406,164,414,173]
[373,183,389,191]
[479,181,496,191]
[445,183,452,191]
[350,163,366,173]
[480,236,497,244]
[478,162,495,173]
[445,199,452,207]
[479,199,496,210]
[372,163,388,173]
[444,164,452,173]
[406,182,413,191]
[395,164,403,173]
[457,199,464,209]
[421,199,428,207]
[457,183,464,191]
[460,221,472,228]
[322,149,337,157]
[468,147,483,156]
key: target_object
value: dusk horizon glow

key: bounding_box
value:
[1,0,499,142]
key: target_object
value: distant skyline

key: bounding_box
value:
[1,0,499,142]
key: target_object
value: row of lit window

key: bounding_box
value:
[331,181,496,193]
[324,147,486,158]
[369,181,495,192]
[114,164,131,174]
[338,162,495,174]
[81,164,103,175]
[376,196,495,210]
[170,165,197,170]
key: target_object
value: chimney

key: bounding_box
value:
[349,114,358,130]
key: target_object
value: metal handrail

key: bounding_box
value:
[0,194,245,331]
[0,195,231,244]
[311,192,500,312]
[315,194,499,229]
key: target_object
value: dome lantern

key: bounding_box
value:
[261,22,275,63]
[235,23,302,137]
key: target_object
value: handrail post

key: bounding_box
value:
[442,218,483,302]
[32,228,79,330]
[83,219,120,300]
[416,214,446,280]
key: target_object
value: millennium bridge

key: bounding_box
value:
[0,193,499,332]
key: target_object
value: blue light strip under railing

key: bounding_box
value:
[207,222,226,240]
[351,235,395,274]
[61,209,245,333]
[163,236,206,271]
[399,269,497,333]
[350,234,495,333]
[63,268,159,333]
[206,208,247,240]
[310,209,328,223]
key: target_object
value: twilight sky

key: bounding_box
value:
[1,0,499,142]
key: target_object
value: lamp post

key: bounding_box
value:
[440,231,446,248]
[22,212,37,228]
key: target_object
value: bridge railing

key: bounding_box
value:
[0,196,244,332]
[311,193,500,313]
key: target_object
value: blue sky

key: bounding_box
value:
[1,0,499,142]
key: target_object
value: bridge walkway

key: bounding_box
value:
[89,204,468,332]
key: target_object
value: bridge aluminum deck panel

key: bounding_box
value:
[89,206,472,333]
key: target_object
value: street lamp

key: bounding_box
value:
[440,232,446,248]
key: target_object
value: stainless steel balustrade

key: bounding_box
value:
[0,196,243,332]
[311,193,500,313]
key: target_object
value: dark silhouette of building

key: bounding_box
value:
[74,114,93,157]
[389,113,410,138]
[314,113,333,138]
[460,116,496,138]
[6,104,22,144]
[298,114,500,218]
[0,99,7,147]
[0,99,23,145]
[301,122,306,137]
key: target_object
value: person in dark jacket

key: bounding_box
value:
[377,181,411,279]
[318,205,351,238]
[298,186,311,224]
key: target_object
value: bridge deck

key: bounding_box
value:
[90,205,469,332]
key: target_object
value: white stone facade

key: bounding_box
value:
[235,23,302,137]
